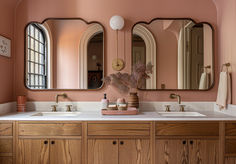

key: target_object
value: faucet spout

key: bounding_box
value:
[55,93,67,103]
[170,93,181,104]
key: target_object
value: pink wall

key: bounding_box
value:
[13,0,218,102]
[47,20,88,88]
[214,0,236,104]
[0,0,18,103]
[143,21,178,89]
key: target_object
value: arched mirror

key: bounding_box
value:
[132,18,214,90]
[25,18,104,90]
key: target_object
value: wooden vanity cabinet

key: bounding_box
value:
[0,121,14,164]
[13,120,236,164]
[16,122,82,164]
[155,122,219,164]
[87,122,151,164]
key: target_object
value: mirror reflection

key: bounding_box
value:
[132,19,214,90]
[25,19,104,90]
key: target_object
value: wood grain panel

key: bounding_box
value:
[17,139,49,164]
[88,139,118,164]
[0,139,12,153]
[119,139,150,164]
[226,139,236,154]
[0,124,12,136]
[155,139,188,164]
[156,123,219,136]
[226,123,236,136]
[88,123,150,136]
[225,157,236,164]
[19,123,81,136]
[50,139,82,164]
[188,139,219,164]
[0,157,12,164]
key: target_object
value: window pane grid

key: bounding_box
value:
[27,24,47,89]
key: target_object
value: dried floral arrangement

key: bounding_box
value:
[103,62,153,94]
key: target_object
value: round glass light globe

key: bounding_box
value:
[109,15,125,30]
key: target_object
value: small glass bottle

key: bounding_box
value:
[101,93,109,109]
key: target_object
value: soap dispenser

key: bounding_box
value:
[101,93,109,109]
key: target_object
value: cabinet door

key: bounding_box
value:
[49,139,82,164]
[17,139,49,164]
[88,139,118,164]
[119,139,150,164]
[156,139,188,164]
[225,157,236,164]
[188,139,219,164]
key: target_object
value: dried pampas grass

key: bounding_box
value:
[103,62,153,94]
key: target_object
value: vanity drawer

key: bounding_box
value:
[88,123,150,136]
[0,124,12,136]
[19,123,82,136]
[156,122,219,136]
[0,139,13,153]
[225,123,236,136]
[225,139,236,154]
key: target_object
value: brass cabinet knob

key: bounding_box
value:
[112,141,117,145]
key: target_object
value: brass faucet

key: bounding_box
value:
[170,93,185,112]
[170,93,181,104]
[55,93,67,103]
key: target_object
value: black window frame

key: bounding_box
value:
[26,24,48,89]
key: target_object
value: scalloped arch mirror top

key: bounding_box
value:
[25,18,104,90]
[132,18,214,91]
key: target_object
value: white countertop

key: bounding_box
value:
[0,110,235,121]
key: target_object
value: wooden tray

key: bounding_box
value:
[101,107,138,115]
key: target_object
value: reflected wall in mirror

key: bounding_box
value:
[132,19,214,90]
[25,19,104,90]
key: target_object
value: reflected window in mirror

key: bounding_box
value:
[25,19,104,90]
[26,24,49,89]
[132,19,214,90]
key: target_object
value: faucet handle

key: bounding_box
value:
[179,105,185,112]
[66,105,73,112]
[164,105,171,112]
[51,105,57,112]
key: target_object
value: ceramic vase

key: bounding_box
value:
[128,92,139,108]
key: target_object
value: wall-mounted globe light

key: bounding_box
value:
[109,15,125,30]
[109,15,125,71]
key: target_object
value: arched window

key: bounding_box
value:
[26,24,48,89]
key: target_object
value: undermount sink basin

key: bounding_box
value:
[158,112,206,117]
[31,112,81,117]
